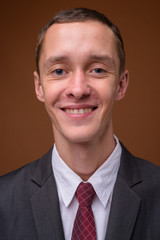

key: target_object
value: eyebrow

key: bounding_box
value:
[44,56,69,69]
[89,55,116,68]
[44,54,116,69]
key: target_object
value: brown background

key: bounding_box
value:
[0,0,160,175]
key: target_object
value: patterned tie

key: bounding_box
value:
[71,182,97,240]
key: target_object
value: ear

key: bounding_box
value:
[33,71,45,102]
[115,70,129,101]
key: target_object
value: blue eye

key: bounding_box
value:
[54,69,65,75]
[94,68,105,73]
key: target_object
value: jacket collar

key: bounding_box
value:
[105,143,142,240]
[31,147,65,240]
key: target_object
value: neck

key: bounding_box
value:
[54,127,116,181]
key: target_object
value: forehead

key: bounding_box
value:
[40,21,119,67]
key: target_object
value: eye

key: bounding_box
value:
[89,66,108,78]
[93,68,106,74]
[53,69,66,75]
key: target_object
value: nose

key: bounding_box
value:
[65,71,91,100]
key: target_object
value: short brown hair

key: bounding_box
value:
[35,8,125,75]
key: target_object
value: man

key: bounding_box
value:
[0,8,160,240]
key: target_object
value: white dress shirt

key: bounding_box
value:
[52,136,121,240]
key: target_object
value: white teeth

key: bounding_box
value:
[79,109,84,114]
[65,108,93,114]
[73,109,78,114]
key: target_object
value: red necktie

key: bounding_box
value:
[71,182,97,240]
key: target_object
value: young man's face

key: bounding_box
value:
[34,20,128,144]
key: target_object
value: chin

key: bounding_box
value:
[62,130,98,144]
[53,124,104,144]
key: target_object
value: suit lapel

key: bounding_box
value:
[105,144,142,240]
[30,148,65,240]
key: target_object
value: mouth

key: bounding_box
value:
[61,107,97,115]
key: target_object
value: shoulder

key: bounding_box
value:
[122,147,160,236]
[136,156,160,178]
[0,160,39,208]
[0,147,54,222]
[121,142,160,175]
[0,160,38,188]
[0,147,53,194]
[120,142,160,190]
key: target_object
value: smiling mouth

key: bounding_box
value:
[62,107,97,114]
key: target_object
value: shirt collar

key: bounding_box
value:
[52,146,82,207]
[52,136,121,208]
[88,136,121,207]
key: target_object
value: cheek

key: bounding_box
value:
[42,83,61,105]
[44,90,55,104]
[95,82,117,104]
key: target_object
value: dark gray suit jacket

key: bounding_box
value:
[0,144,160,240]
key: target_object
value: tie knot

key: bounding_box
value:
[76,182,95,207]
